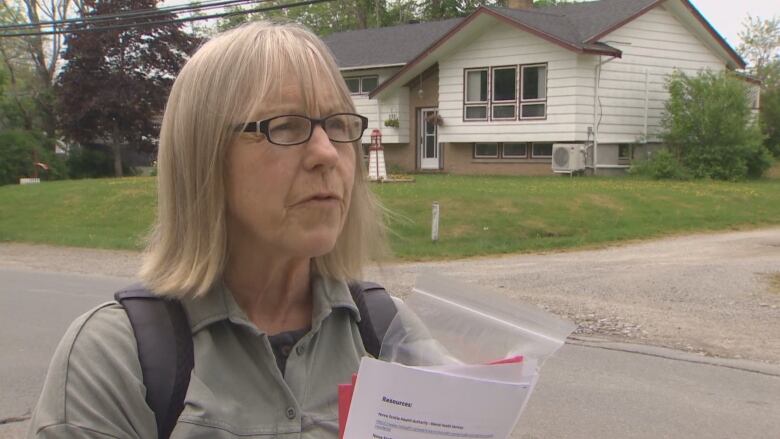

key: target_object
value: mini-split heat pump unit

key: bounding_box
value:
[552,144,586,173]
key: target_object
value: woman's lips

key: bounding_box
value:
[293,193,342,207]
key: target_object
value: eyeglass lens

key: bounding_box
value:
[267,114,364,145]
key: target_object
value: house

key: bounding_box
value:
[322,0,752,176]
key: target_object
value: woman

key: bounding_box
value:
[28,21,388,438]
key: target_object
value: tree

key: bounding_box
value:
[217,0,392,35]
[737,15,780,157]
[738,15,779,87]
[0,0,85,135]
[662,70,771,180]
[761,79,780,156]
[56,0,197,177]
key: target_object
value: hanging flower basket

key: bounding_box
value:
[384,117,400,128]
[426,112,444,126]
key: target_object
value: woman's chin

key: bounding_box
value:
[292,233,340,259]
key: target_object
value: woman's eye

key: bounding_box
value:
[328,118,346,130]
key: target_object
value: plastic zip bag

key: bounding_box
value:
[379,273,576,367]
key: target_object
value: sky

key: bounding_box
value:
[690,0,779,48]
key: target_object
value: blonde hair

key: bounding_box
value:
[140,21,387,297]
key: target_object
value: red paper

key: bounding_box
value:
[338,373,358,439]
[487,355,523,365]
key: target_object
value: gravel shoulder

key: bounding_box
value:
[2,227,780,364]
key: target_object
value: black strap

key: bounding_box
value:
[348,281,397,358]
[115,280,395,439]
[114,285,193,439]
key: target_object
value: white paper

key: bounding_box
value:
[343,358,535,439]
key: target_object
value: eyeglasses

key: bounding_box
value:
[241,113,369,146]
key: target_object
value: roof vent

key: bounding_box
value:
[506,0,534,9]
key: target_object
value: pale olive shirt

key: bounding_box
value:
[28,275,371,438]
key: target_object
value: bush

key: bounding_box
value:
[66,144,134,178]
[760,86,780,157]
[0,130,67,186]
[662,70,771,180]
[630,149,691,180]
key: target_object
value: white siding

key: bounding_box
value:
[343,67,410,144]
[591,5,727,145]
[436,20,581,143]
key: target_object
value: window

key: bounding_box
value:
[502,142,528,158]
[474,143,499,158]
[472,142,552,159]
[464,69,488,120]
[345,78,360,94]
[464,64,547,121]
[345,76,379,95]
[361,76,378,93]
[492,67,517,120]
[531,143,553,158]
[618,144,631,162]
[520,65,546,119]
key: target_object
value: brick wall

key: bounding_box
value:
[443,143,554,175]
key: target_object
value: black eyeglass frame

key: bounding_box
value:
[241,113,369,146]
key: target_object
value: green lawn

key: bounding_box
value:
[1,175,780,260]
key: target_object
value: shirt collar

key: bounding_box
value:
[182,273,360,334]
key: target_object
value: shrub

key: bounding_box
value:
[662,70,772,180]
[66,144,134,178]
[0,130,66,185]
[760,86,780,157]
[630,149,691,180]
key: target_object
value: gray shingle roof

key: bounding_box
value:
[322,0,657,69]
[321,18,463,69]
[500,0,658,44]
[323,0,743,72]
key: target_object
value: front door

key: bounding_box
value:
[419,108,439,170]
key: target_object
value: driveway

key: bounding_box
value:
[2,226,779,365]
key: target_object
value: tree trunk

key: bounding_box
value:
[112,122,123,177]
[354,0,368,29]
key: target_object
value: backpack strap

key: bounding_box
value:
[348,281,398,358]
[115,280,395,439]
[114,285,193,439]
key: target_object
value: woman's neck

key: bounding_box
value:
[223,249,313,335]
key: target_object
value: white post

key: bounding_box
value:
[431,202,440,242]
[643,68,649,144]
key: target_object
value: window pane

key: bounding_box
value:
[619,144,630,159]
[361,77,378,93]
[475,143,498,157]
[345,78,360,93]
[521,103,545,118]
[492,104,516,119]
[465,106,487,119]
[532,143,553,157]
[426,136,436,157]
[493,68,516,101]
[523,66,546,100]
[425,117,435,134]
[503,143,527,157]
[466,70,488,102]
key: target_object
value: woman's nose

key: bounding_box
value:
[303,124,340,170]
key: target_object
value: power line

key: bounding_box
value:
[0,0,262,31]
[0,0,335,37]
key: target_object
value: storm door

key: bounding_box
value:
[419,108,440,170]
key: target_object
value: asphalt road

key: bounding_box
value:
[2,268,779,438]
